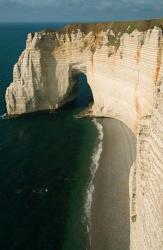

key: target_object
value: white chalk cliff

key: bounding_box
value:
[6,19,163,249]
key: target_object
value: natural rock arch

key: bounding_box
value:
[5,21,163,250]
[6,26,162,132]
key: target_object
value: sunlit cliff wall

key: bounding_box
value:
[5,19,163,249]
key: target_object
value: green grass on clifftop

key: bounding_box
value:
[59,18,163,35]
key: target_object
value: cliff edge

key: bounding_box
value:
[5,19,163,250]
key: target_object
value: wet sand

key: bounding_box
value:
[90,118,136,250]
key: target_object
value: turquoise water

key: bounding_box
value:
[0,24,99,250]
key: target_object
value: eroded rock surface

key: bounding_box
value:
[5,19,163,250]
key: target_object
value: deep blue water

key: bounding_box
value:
[0,23,98,250]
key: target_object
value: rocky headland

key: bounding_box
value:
[5,19,163,250]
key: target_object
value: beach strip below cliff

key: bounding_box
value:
[90,118,136,250]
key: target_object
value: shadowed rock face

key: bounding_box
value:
[5,19,163,250]
[5,19,163,131]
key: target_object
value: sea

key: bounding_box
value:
[0,23,103,250]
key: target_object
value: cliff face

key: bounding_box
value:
[6,20,163,131]
[130,76,163,250]
[5,19,163,249]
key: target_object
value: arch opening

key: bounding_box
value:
[68,70,94,110]
[75,73,93,107]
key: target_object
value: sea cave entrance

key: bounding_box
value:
[71,72,94,109]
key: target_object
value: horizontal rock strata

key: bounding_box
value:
[5,19,163,250]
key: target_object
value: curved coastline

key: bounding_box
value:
[84,118,104,244]
[90,118,136,250]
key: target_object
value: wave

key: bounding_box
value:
[0,113,7,119]
[32,187,48,194]
[84,118,104,230]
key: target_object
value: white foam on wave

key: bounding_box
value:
[0,113,7,119]
[32,187,48,194]
[84,118,103,225]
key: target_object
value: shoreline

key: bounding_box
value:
[90,118,136,250]
[85,118,104,224]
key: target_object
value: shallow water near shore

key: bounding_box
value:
[0,23,137,250]
[90,118,136,250]
[0,23,100,250]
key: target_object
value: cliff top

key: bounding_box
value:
[41,18,163,36]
